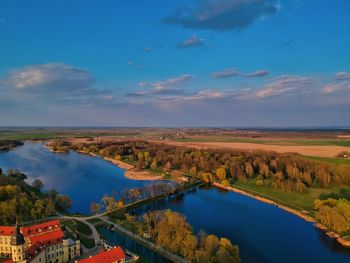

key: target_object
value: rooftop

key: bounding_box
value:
[77,247,125,263]
[21,219,60,237]
[0,226,15,236]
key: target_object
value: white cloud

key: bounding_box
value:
[163,0,279,32]
[5,63,93,92]
[177,35,205,49]
[138,74,192,89]
[256,76,312,98]
[334,71,350,81]
[244,69,269,78]
[322,82,350,94]
[127,74,192,97]
[212,68,239,79]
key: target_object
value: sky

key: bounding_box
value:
[0,0,350,127]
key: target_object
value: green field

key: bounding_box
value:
[234,179,346,211]
[343,235,350,241]
[86,218,103,225]
[301,156,350,165]
[61,219,75,227]
[70,220,93,236]
[77,234,95,249]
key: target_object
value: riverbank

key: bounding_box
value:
[76,150,163,181]
[213,182,350,248]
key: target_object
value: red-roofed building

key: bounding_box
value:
[0,220,80,263]
[0,227,15,236]
[21,220,60,237]
[76,247,125,263]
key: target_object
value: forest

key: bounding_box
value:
[71,140,350,193]
[108,209,240,263]
[0,140,23,151]
[0,168,72,225]
[314,189,350,235]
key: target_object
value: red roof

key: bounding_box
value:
[78,247,125,263]
[29,229,64,246]
[0,226,15,236]
[21,220,61,237]
[26,242,45,262]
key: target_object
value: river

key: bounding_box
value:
[0,142,153,214]
[1,142,350,262]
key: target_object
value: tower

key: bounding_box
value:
[11,223,26,263]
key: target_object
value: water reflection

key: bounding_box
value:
[1,143,350,263]
[0,142,153,214]
[131,187,350,263]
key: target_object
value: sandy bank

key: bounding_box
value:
[103,157,163,180]
[213,182,350,248]
[77,151,163,181]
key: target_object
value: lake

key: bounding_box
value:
[1,142,350,262]
[0,142,152,214]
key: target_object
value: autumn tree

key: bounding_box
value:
[90,202,101,214]
[216,167,227,181]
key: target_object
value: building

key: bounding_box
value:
[76,247,125,263]
[0,220,80,263]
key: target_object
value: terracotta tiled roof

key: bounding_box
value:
[21,220,60,237]
[0,226,15,236]
[29,229,64,246]
[25,242,45,262]
[78,247,125,263]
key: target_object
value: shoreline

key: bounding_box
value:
[213,182,350,248]
[77,150,163,181]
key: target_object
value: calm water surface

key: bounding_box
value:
[1,142,350,262]
[132,187,350,263]
[0,142,152,214]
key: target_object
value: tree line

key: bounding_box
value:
[72,140,350,193]
[0,168,72,225]
[110,209,240,263]
[0,140,23,151]
[314,197,350,235]
[90,181,182,214]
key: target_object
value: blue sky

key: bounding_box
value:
[1,0,350,126]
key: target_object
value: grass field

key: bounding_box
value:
[70,220,93,236]
[61,219,95,248]
[301,156,350,165]
[343,235,350,242]
[234,179,346,211]
[86,218,103,225]
[77,234,95,249]
[61,219,75,227]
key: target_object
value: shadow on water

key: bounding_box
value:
[317,230,350,256]
[98,226,171,263]
[2,143,350,263]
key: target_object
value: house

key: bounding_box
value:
[76,247,125,263]
[0,220,80,263]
